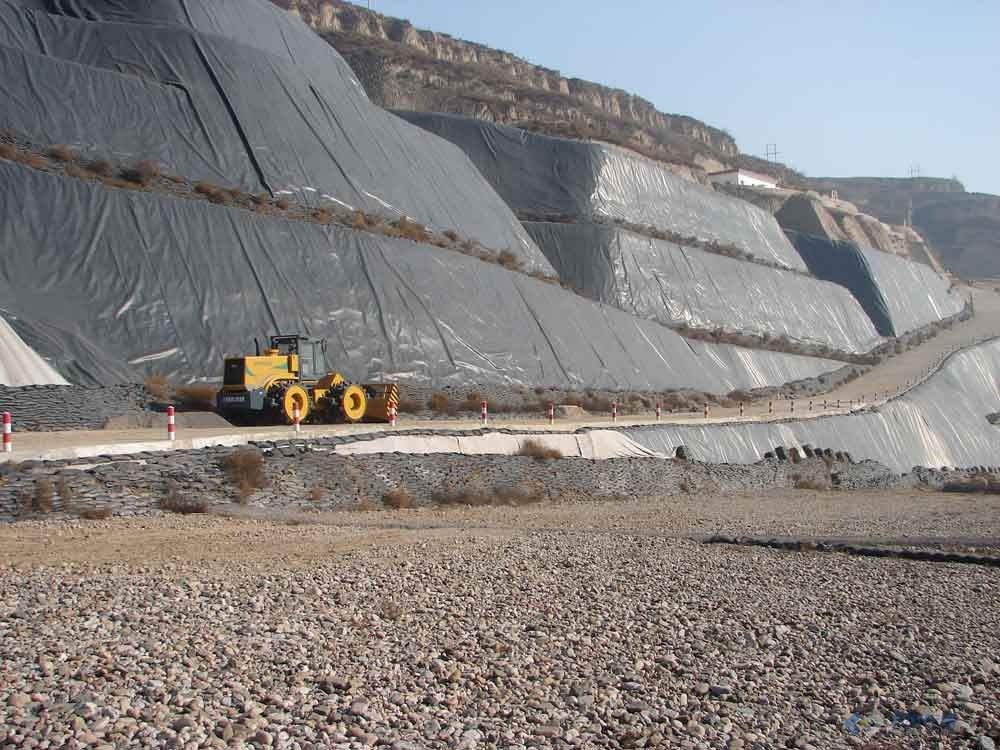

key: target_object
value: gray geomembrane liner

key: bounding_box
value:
[624,338,1000,474]
[787,231,964,338]
[525,222,884,354]
[0,160,841,389]
[0,0,551,272]
[397,112,807,271]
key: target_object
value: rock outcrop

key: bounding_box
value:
[272,0,737,170]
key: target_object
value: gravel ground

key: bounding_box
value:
[2,491,999,750]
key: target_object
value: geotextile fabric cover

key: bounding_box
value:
[624,338,1000,474]
[525,222,884,355]
[397,112,808,271]
[787,231,964,338]
[0,160,843,390]
[0,0,552,272]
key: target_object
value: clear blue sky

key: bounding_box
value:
[368,1,999,195]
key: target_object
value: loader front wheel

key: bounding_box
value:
[340,384,367,423]
[281,384,311,425]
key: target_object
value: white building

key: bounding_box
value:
[707,168,778,190]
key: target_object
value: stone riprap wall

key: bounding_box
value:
[0,384,148,432]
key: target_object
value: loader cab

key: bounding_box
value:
[269,335,329,381]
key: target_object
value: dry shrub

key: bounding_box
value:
[581,394,612,413]
[145,374,173,402]
[517,439,563,461]
[427,392,451,414]
[250,193,269,206]
[121,160,161,185]
[312,207,332,223]
[33,478,54,513]
[175,383,217,411]
[78,505,112,520]
[433,484,543,507]
[226,187,243,200]
[497,249,524,271]
[0,143,16,160]
[47,144,77,162]
[459,391,482,412]
[396,216,430,243]
[194,181,220,198]
[88,159,114,177]
[396,398,422,414]
[443,229,460,241]
[159,481,208,514]
[17,152,47,169]
[275,198,290,210]
[223,448,266,502]
[57,476,76,509]
[308,486,324,504]
[64,164,95,180]
[382,486,414,509]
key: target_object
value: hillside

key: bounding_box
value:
[275,0,737,175]
[810,177,1000,278]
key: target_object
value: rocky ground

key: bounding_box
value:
[2,487,999,750]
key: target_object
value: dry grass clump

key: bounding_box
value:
[497,249,524,272]
[396,398,422,414]
[175,383,217,411]
[47,144,77,162]
[32,478,54,513]
[57,476,76,508]
[517,439,563,461]
[308,486,324,504]
[427,392,452,414]
[159,481,208,514]
[78,505,112,520]
[120,160,161,186]
[144,374,173,403]
[394,216,430,243]
[432,484,543,507]
[275,198,290,210]
[223,448,266,502]
[17,152,47,169]
[382,485,414,509]
[87,159,114,177]
[0,143,16,160]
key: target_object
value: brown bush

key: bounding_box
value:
[382,486,414,509]
[159,481,208,514]
[396,217,430,243]
[443,229,460,241]
[275,198,290,210]
[223,448,266,502]
[194,181,220,198]
[144,374,173,402]
[517,439,563,461]
[396,398,422,414]
[433,484,543,507]
[33,478,54,513]
[497,249,524,271]
[17,152,47,169]
[57,476,76,509]
[207,190,233,205]
[121,160,161,185]
[581,395,612,413]
[88,159,114,176]
[250,193,270,206]
[308,486,324,504]
[312,207,332,223]
[64,164,95,180]
[47,144,77,162]
[175,383,217,411]
[0,143,16,160]
[78,505,112,520]
[427,392,451,414]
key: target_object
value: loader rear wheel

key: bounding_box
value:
[281,384,311,425]
[340,384,367,423]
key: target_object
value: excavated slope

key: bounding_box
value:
[0,0,550,272]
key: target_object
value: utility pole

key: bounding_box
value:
[766,144,780,163]
[908,164,921,178]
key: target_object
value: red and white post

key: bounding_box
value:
[166,405,176,442]
[612,401,618,423]
[480,400,488,426]
[548,402,555,426]
[703,403,709,419]
[292,403,301,434]
[389,404,397,427]
[2,412,11,454]
[739,402,744,418]
[656,402,662,422]
[768,400,773,415]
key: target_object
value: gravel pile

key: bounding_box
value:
[1,518,998,749]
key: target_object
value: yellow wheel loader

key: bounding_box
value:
[216,335,398,425]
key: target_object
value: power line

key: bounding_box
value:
[765,143,780,163]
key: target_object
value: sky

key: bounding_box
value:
[366,1,1000,195]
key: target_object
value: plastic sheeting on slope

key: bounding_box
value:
[787,231,964,338]
[397,112,807,271]
[525,222,884,355]
[0,161,843,391]
[623,338,1000,474]
[0,315,68,386]
[0,0,552,272]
